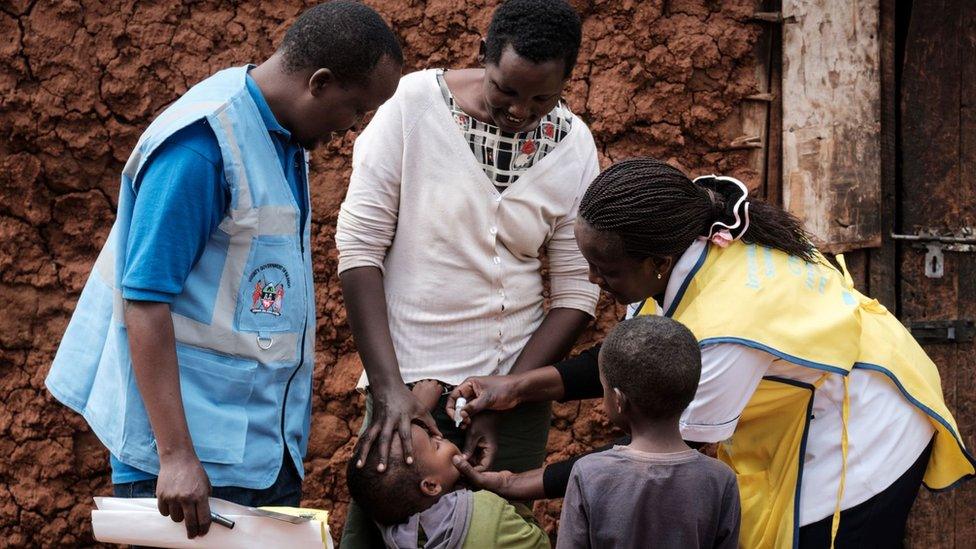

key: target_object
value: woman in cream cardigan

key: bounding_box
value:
[335,1,603,546]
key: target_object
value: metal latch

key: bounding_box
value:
[909,320,975,344]
[890,228,976,278]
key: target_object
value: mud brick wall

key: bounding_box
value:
[0,0,762,545]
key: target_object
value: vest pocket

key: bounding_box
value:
[176,344,257,464]
[236,235,306,334]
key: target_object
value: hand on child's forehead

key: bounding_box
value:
[389,422,432,459]
[410,422,434,447]
[412,419,436,438]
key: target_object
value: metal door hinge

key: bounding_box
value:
[909,320,975,344]
[890,228,976,279]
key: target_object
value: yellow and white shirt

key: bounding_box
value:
[631,238,935,526]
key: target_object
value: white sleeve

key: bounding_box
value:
[335,88,405,275]
[546,134,601,315]
[679,343,775,443]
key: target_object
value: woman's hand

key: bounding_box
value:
[446,375,524,427]
[463,412,499,471]
[447,367,567,426]
[452,456,547,500]
[355,384,442,472]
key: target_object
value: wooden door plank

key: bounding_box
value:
[900,0,963,546]
[950,1,976,544]
[740,4,772,195]
[841,249,869,289]
[764,0,784,206]
[867,0,898,311]
[782,0,882,253]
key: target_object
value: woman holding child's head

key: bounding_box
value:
[338,1,600,547]
[449,157,973,548]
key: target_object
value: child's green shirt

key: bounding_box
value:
[461,491,549,549]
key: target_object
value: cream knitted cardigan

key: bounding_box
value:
[336,70,600,385]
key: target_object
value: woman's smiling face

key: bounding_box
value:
[482,44,568,133]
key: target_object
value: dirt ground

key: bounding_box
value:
[0,0,762,545]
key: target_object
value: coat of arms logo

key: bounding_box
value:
[250,280,285,315]
[245,263,292,316]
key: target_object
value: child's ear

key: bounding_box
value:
[613,387,628,416]
[420,477,443,497]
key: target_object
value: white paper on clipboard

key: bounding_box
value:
[91,497,334,549]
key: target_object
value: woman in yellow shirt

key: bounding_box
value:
[449,158,974,548]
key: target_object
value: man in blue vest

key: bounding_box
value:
[45,1,402,539]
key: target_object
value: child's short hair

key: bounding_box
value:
[599,316,702,418]
[346,437,427,525]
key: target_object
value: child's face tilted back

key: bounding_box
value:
[347,382,466,525]
[403,423,462,496]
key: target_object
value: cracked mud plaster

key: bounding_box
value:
[0,0,762,545]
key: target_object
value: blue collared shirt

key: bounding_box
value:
[121,71,307,304]
[113,71,307,484]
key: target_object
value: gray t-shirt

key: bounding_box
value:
[556,446,740,549]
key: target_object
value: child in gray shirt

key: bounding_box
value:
[556,316,740,548]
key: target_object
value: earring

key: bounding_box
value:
[657,273,663,280]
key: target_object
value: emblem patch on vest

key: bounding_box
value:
[247,263,292,316]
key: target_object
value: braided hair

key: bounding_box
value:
[579,158,815,262]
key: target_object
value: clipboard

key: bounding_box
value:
[91,497,334,548]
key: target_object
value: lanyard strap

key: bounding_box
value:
[829,375,852,547]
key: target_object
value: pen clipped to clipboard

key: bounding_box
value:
[91,497,333,548]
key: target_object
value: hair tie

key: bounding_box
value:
[693,174,751,246]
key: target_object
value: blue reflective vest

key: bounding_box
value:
[46,66,316,489]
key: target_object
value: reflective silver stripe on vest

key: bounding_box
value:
[94,227,117,286]
[257,206,300,235]
[214,109,253,211]
[171,312,301,364]
[122,101,226,182]
[109,101,303,364]
[218,206,298,237]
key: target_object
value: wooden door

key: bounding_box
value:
[899,0,976,546]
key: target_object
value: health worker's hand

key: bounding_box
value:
[452,455,546,500]
[156,452,212,539]
[463,412,499,471]
[447,375,523,427]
